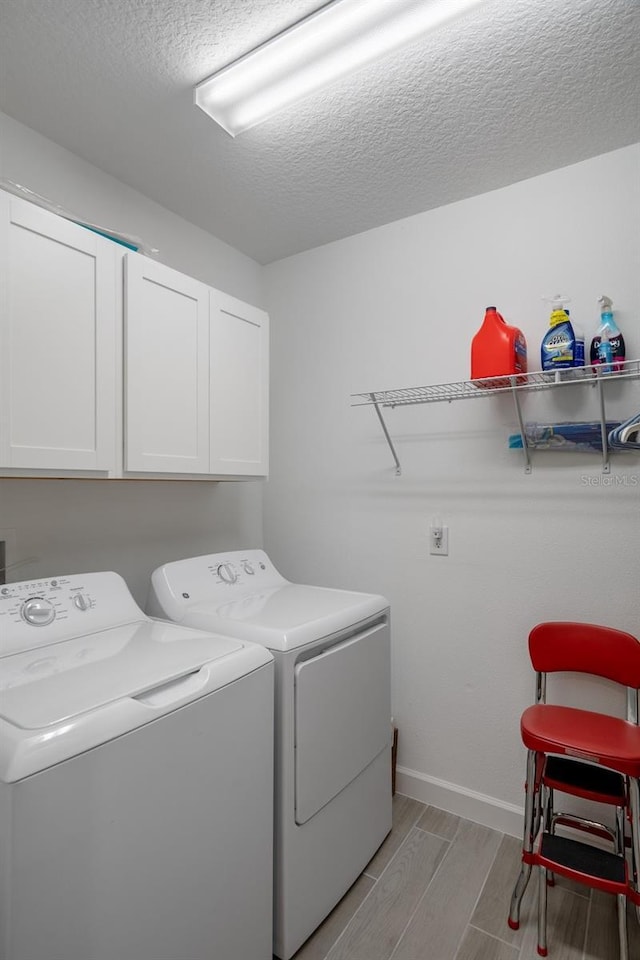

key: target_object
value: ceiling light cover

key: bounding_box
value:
[195,0,486,136]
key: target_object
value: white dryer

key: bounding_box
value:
[0,571,274,960]
[148,549,392,960]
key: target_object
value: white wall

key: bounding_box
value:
[0,112,266,605]
[263,144,640,833]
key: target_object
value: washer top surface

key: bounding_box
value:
[149,550,388,651]
[0,618,241,730]
[0,571,271,782]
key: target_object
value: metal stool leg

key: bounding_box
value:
[537,864,548,957]
[616,893,629,960]
[509,863,532,930]
[629,776,640,926]
[509,750,540,929]
[544,784,554,833]
[615,804,626,856]
[616,798,631,956]
[544,784,556,887]
[536,775,554,957]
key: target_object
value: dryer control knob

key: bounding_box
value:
[21,597,56,626]
[217,563,238,584]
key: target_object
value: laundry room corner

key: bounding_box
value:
[262,143,640,834]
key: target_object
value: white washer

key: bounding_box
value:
[148,549,392,959]
[0,571,274,960]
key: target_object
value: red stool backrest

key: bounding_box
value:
[529,621,640,688]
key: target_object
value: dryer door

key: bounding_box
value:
[294,616,390,825]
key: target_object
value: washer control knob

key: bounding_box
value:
[217,563,238,584]
[242,562,255,575]
[21,597,56,626]
[73,594,89,611]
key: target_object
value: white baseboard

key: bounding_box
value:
[396,766,524,838]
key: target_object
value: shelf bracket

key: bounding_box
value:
[596,378,611,474]
[370,393,401,475]
[510,378,532,474]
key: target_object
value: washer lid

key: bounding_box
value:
[0,618,244,730]
[184,584,388,651]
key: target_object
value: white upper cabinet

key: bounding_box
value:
[0,190,117,472]
[210,291,269,477]
[1,190,268,480]
[124,254,269,478]
[124,253,210,474]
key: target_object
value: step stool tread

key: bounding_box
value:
[540,833,625,883]
[544,756,625,799]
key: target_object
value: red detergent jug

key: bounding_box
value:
[471,306,527,384]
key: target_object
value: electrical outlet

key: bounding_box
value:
[429,524,449,556]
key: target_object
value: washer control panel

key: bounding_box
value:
[0,572,144,657]
[21,596,58,626]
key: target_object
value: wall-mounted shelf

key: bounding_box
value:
[351,359,640,476]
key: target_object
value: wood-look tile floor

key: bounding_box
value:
[290,794,640,960]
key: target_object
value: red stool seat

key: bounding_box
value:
[521,704,640,778]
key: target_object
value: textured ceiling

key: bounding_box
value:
[0,0,638,264]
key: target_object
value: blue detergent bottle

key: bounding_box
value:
[541,295,577,371]
[590,295,626,373]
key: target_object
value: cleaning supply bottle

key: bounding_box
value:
[596,326,613,374]
[471,306,527,383]
[568,310,585,370]
[590,295,626,373]
[540,295,578,372]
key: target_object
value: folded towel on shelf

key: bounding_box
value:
[509,422,621,452]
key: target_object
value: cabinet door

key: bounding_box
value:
[0,191,117,471]
[209,291,269,476]
[125,254,210,473]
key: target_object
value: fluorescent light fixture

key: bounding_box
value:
[195,0,486,136]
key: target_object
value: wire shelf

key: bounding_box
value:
[351,359,640,408]
[351,360,640,476]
